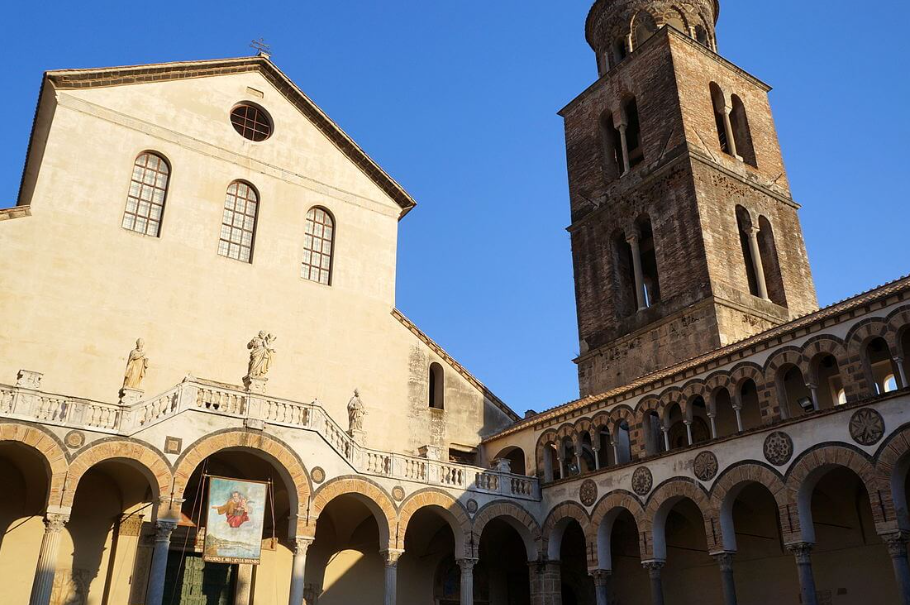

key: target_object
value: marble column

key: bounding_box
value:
[382,549,404,605]
[787,543,818,605]
[732,405,744,433]
[721,106,739,158]
[744,225,769,301]
[643,561,665,605]
[592,445,601,470]
[145,519,177,605]
[713,552,738,605]
[707,414,718,439]
[627,233,646,310]
[617,123,631,174]
[234,564,254,605]
[457,558,478,605]
[591,569,613,605]
[661,427,670,452]
[289,536,314,605]
[684,420,694,446]
[29,512,69,605]
[884,532,910,605]
[894,357,908,390]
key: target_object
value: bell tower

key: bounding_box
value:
[564,0,818,396]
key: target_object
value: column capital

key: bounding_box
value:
[712,551,735,572]
[742,223,760,238]
[589,568,612,586]
[381,548,405,567]
[786,542,814,563]
[456,558,479,572]
[642,559,665,578]
[154,519,178,542]
[294,535,315,554]
[43,513,69,532]
[882,531,910,558]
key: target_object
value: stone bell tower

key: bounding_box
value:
[563,0,818,397]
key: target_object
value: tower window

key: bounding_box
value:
[218,181,259,263]
[600,111,623,182]
[613,38,628,65]
[736,206,761,297]
[710,83,731,155]
[624,98,644,169]
[730,95,757,167]
[428,362,445,410]
[230,103,273,142]
[757,216,787,307]
[613,230,637,317]
[632,11,658,51]
[302,207,335,285]
[122,152,169,237]
[637,217,661,306]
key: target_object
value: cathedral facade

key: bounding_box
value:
[1,2,909,605]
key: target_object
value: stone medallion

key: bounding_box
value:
[466,499,479,515]
[392,486,406,502]
[632,467,653,496]
[764,432,794,466]
[693,451,719,481]
[580,479,598,507]
[63,430,85,449]
[849,409,885,446]
[311,467,326,484]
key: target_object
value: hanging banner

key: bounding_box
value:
[204,476,269,565]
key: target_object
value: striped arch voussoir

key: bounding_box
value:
[0,422,69,509]
[396,490,471,556]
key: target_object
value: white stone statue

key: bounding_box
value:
[347,389,366,433]
[122,339,149,390]
[247,331,277,379]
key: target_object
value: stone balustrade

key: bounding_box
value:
[0,375,539,501]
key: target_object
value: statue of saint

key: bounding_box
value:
[347,389,366,433]
[123,339,149,390]
[247,331,277,379]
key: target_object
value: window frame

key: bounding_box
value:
[301,206,336,286]
[121,151,171,238]
[229,102,274,143]
[217,180,260,264]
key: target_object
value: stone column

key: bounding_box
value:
[145,519,177,605]
[707,413,718,439]
[713,552,738,605]
[289,536,314,605]
[661,427,670,452]
[612,440,621,465]
[732,404,744,433]
[29,512,69,605]
[721,106,738,158]
[787,543,818,605]
[627,233,646,311]
[643,561,665,605]
[744,225,770,301]
[234,564,254,605]
[684,420,694,446]
[591,569,613,605]
[617,123,631,175]
[884,532,910,605]
[807,383,820,411]
[592,445,601,470]
[894,357,908,390]
[457,558,478,605]
[382,549,404,605]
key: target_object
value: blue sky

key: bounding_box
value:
[3,1,908,415]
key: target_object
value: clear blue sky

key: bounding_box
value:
[3,1,908,415]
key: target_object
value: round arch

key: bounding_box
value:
[710,462,787,551]
[542,501,592,563]
[310,476,397,548]
[588,491,648,568]
[396,489,471,557]
[876,423,910,532]
[646,479,717,560]
[471,500,541,561]
[0,422,68,509]
[62,438,172,509]
[172,429,312,535]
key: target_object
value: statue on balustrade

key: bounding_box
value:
[348,389,366,434]
[122,338,148,390]
[247,331,277,379]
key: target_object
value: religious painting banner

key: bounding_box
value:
[204,476,268,565]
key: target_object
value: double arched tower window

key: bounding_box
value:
[302,207,335,285]
[122,152,170,237]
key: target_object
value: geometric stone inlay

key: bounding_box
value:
[64,430,85,449]
[580,479,598,507]
[693,451,719,481]
[632,467,653,496]
[391,486,406,502]
[763,431,794,466]
[164,436,183,455]
[310,467,326,484]
[849,408,885,446]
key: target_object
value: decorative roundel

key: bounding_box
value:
[764,432,794,466]
[580,479,599,507]
[310,467,326,484]
[849,408,885,446]
[632,467,653,496]
[64,430,85,449]
[693,451,719,481]
[466,499,479,515]
[392,486,406,502]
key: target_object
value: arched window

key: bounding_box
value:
[632,11,658,50]
[302,207,335,285]
[730,95,757,167]
[777,364,813,418]
[644,411,664,456]
[664,9,688,33]
[613,230,637,318]
[865,338,900,395]
[428,362,445,410]
[218,181,259,263]
[709,83,730,155]
[636,216,661,306]
[735,206,761,297]
[615,421,632,464]
[624,98,645,169]
[613,37,629,65]
[695,25,710,48]
[757,217,787,307]
[811,354,844,410]
[737,379,762,430]
[600,111,623,182]
[122,152,170,237]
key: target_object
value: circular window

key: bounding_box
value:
[230,103,273,142]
